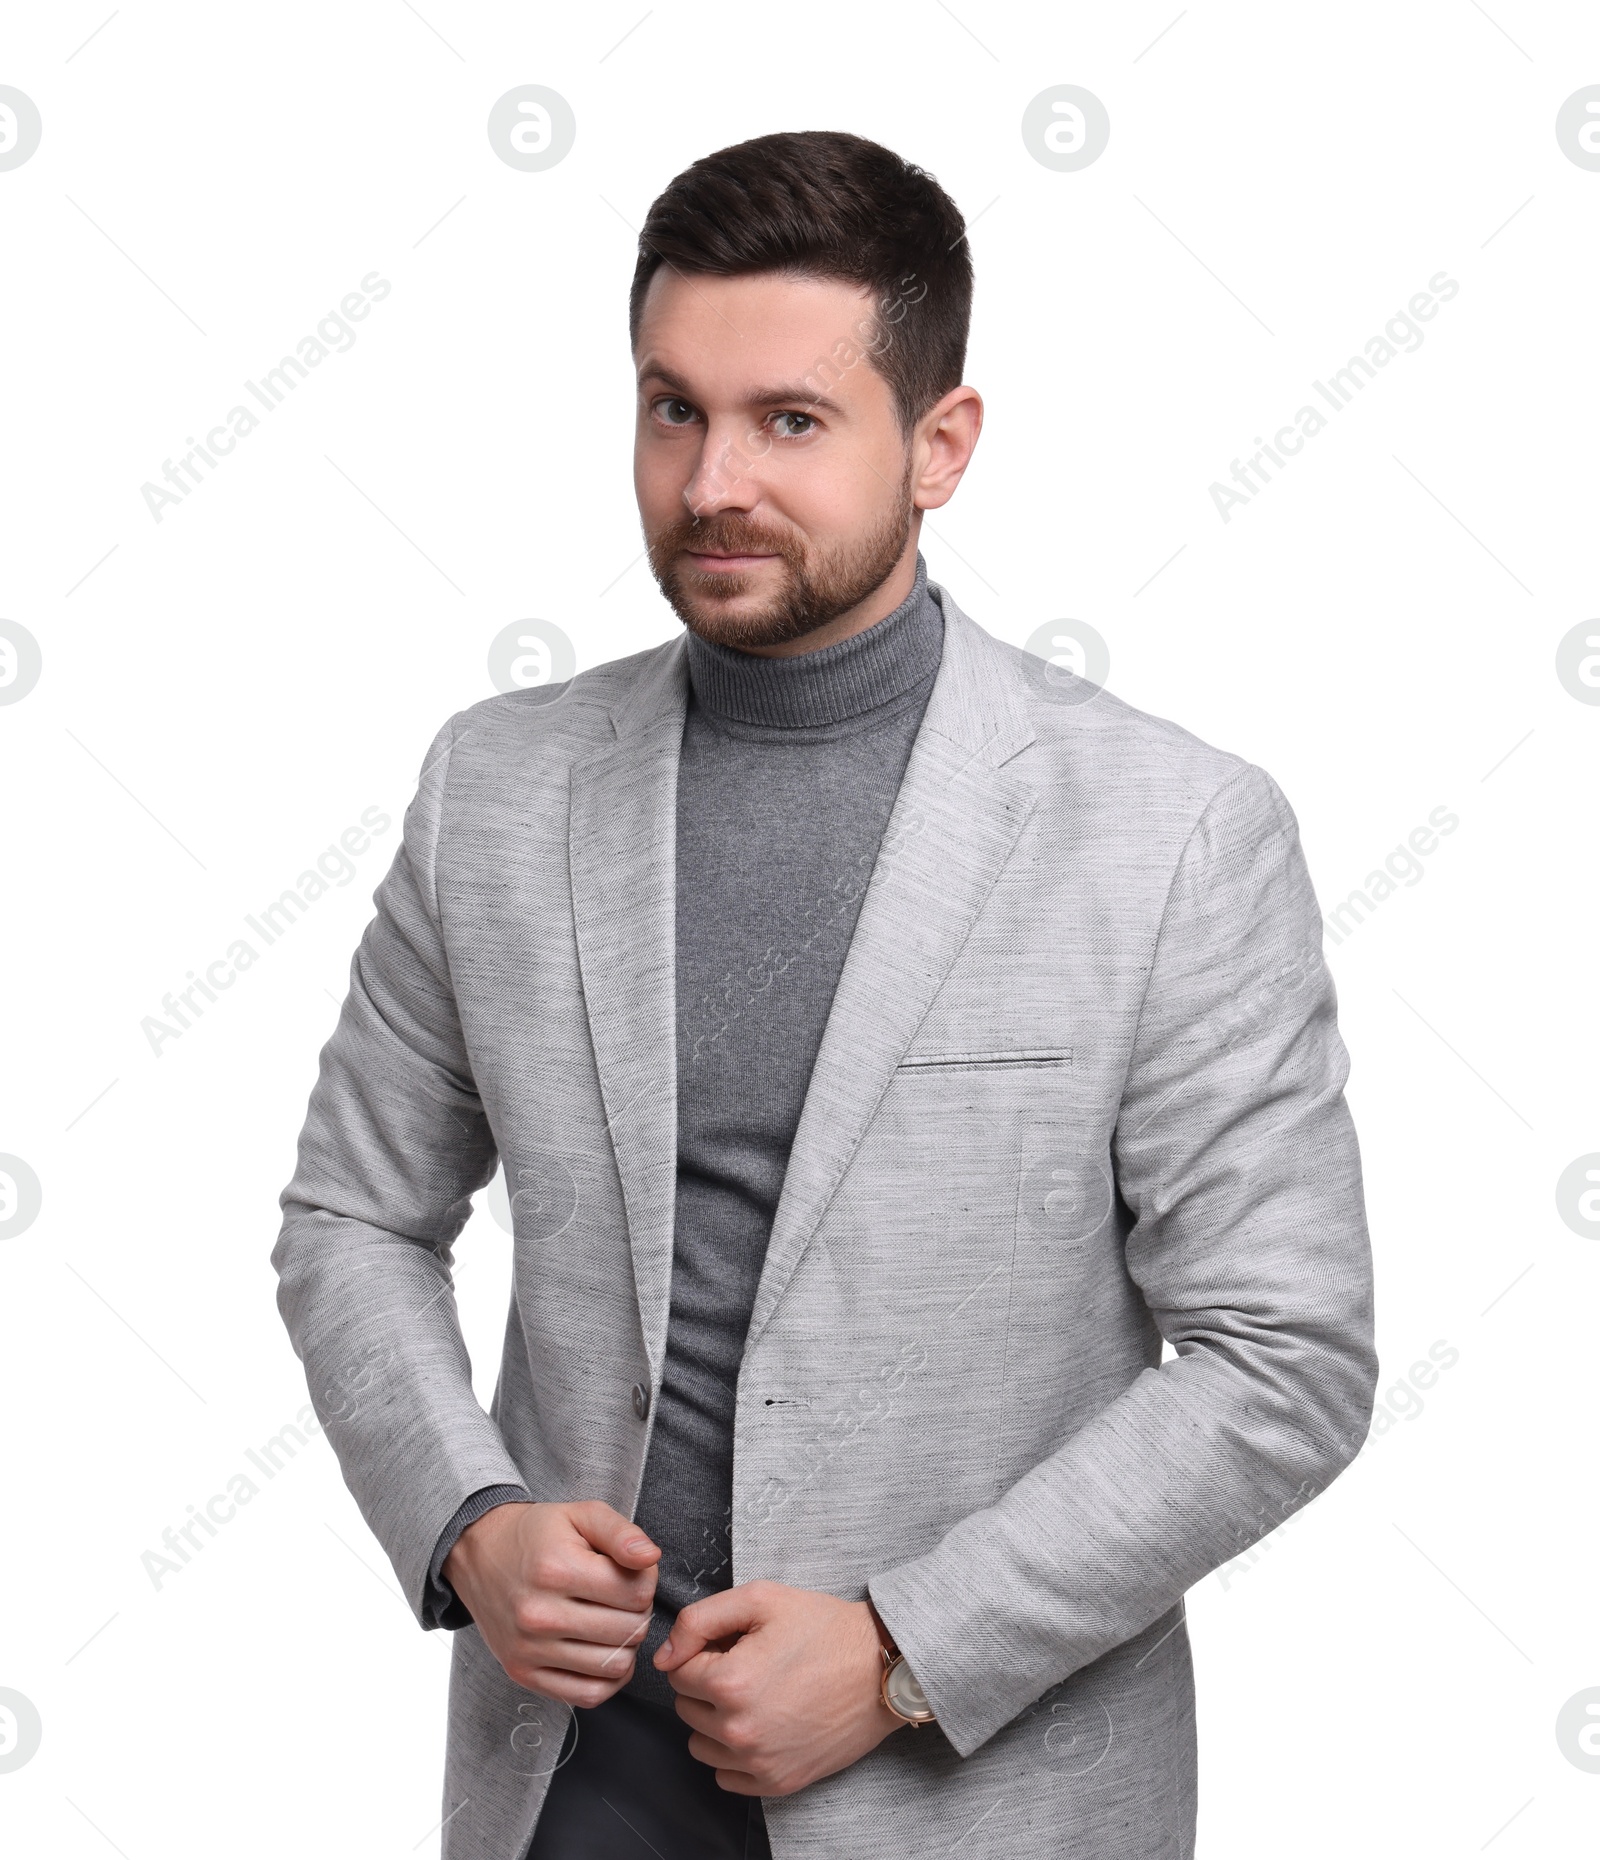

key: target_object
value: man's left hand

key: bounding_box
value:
[654,1580,908,1795]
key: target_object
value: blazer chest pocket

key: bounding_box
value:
[895,1048,1073,1074]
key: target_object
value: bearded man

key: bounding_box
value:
[273,128,1377,1860]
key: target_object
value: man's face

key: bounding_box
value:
[633,269,918,651]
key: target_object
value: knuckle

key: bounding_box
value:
[527,1552,564,1592]
[512,1598,555,1638]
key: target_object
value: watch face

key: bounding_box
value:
[885,1658,933,1720]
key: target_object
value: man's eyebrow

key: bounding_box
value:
[637,364,846,418]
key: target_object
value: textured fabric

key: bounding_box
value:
[425,1483,533,1631]
[522,1690,772,1860]
[625,556,942,1709]
[272,580,1378,1860]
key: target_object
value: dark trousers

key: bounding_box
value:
[524,1689,772,1859]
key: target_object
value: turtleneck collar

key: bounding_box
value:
[683,552,943,732]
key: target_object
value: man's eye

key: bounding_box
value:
[653,397,697,425]
[770,411,816,438]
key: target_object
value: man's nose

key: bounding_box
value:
[681,421,763,520]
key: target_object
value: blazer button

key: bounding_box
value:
[631,1383,650,1421]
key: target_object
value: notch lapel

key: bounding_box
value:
[568,639,688,1381]
[744,588,1038,1352]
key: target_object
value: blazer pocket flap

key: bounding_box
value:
[896,1048,1073,1071]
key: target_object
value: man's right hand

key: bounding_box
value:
[442,1500,661,1706]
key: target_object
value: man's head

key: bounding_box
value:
[630,130,982,654]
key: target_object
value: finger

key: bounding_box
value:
[518,1665,633,1710]
[680,1721,740,1768]
[567,1500,660,1570]
[532,1631,646,1681]
[516,1598,652,1659]
[656,1585,766,1668]
[709,1769,762,1797]
[668,1689,722,1735]
[684,1731,762,1794]
[658,1646,724,1702]
[558,1544,658,1613]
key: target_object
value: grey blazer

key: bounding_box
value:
[272,582,1377,1860]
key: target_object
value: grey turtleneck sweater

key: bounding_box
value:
[425,556,946,1697]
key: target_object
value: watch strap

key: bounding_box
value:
[866,1597,899,1658]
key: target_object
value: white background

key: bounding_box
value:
[1,3,1595,1855]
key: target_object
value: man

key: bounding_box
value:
[273,130,1377,1859]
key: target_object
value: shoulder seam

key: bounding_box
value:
[420,709,472,932]
[1118,760,1268,1083]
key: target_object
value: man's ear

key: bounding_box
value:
[912,386,983,512]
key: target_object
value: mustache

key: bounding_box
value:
[650,512,803,564]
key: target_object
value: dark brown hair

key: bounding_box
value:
[628,130,972,435]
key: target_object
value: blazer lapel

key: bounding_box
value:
[744,586,1038,1352]
[568,638,688,1381]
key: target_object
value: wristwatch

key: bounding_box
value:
[870,1603,937,1727]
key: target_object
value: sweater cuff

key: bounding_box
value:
[422,1483,533,1630]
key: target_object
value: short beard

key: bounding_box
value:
[645,459,915,651]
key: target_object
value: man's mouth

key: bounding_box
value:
[683,549,780,572]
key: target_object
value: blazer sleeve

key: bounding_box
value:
[867,760,1379,1756]
[270,712,528,1628]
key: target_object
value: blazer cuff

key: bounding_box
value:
[422,1483,533,1631]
